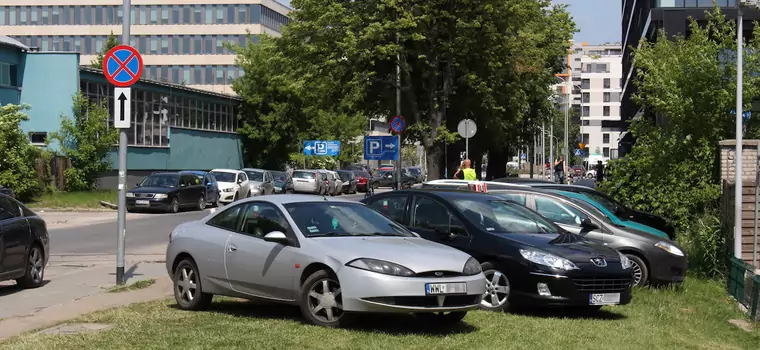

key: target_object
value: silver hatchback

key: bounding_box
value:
[166,195,486,327]
[292,169,327,194]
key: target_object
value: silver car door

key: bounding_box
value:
[224,202,298,300]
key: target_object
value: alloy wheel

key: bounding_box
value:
[307,278,343,323]
[176,265,198,304]
[171,198,179,213]
[198,196,206,210]
[28,246,44,284]
[481,270,510,309]
[631,260,643,286]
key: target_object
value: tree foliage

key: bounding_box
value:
[52,93,119,191]
[233,1,574,177]
[0,104,42,200]
[599,8,760,277]
[91,31,120,69]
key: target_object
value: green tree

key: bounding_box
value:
[52,93,119,191]
[0,104,42,200]
[91,31,120,69]
[599,8,760,277]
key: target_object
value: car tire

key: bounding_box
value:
[479,262,511,312]
[16,244,45,289]
[300,269,351,327]
[232,193,238,202]
[414,311,467,326]
[173,258,213,311]
[196,195,206,211]
[169,198,180,214]
[127,207,135,213]
[626,254,649,287]
[372,182,379,190]
[213,194,220,207]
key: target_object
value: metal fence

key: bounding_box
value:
[728,257,760,321]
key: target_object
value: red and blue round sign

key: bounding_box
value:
[390,115,406,134]
[103,45,143,87]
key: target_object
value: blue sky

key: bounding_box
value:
[278,1,620,45]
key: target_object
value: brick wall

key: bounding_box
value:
[719,140,760,184]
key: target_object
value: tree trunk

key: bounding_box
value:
[426,143,443,180]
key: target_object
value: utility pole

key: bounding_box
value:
[735,3,746,260]
[116,0,131,285]
[396,37,402,190]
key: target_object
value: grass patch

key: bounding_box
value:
[107,279,156,293]
[25,190,118,209]
[3,278,759,350]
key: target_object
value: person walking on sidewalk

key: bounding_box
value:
[554,156,567,184]
[454,159,478,180]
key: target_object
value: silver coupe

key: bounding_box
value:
[165,195,486,327]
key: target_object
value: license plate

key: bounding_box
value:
[136,200,150,206]
[589,293,621,305]
[425,283,467,295]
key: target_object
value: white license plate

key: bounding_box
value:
[589,293,621,305]
[425,283,467,295]
[136,200,150,206]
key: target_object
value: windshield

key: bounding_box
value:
[577,191,623,214]
[565,196,615,224]
[450,198,558,234]
[209,171,236,183]
[141,174,178,188]
[284,202,414,238]
[353,171,370,178]
[272,172,287,181]
[293,171,315,180]
[337,171,350,181]
[245,171,264,182]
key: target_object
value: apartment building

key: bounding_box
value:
[556,42,624,163]
[0,0,290,94]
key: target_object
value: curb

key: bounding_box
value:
[31,208,116,212]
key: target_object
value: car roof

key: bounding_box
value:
[149,172,179,176]
[294,169,319,172]
[492,177,554,184]
[423,179,528,188]
[376,188,503,201]
[210,169,240,173]
[179,170,207,175]
[241,168,265,172]
[240,194,359,205]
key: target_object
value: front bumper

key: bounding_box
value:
[126,197,172,211]
[511,267,634,307]
[219,191,236,203]
[647,249,688,284]
[338,268,486,313]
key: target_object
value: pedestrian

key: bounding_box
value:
[553,156,567,184]
[453,159,478,180]
[596,160,605,183]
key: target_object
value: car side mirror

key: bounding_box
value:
[135,183,141,187]
[614,206,625,215]
[581,218,598,230]
[180,183,187,188]
[237,179,243,184]
[434,227,456,240]
[263,231,289,244]
[410,231,421,238]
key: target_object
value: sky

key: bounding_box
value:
[278,0,620,45]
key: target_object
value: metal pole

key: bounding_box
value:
[565,86,570,166]
[116,0,130,286]
[541,122,545,179]
[531,131,536,178]
[735,7,744,260]
[550,122,554,182]
[755,141,759,268]
[396,51,402,190]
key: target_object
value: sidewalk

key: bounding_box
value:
[39,211,156,229]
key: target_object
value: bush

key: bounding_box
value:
[676,208,726,279]
[0,104,43,200]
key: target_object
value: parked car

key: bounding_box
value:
[291,169,328,195]
[241,168,276,196]
[421,179,527,190]
[336,170,357,194]
[127,172,207,213]
[370,170,415,189]
[493,177,554,184]
[351,170,371,192]
[166,195,486,327]
[0,194,49,289]
[0,185,15,198]
[405,166,425,183]
[344,163,372,176]
[320,170,343,196]
[361,190,634,312]
[209,169,251,203]
[523,184,676,239]
[272,171,294,194]
[179,171,221,207]
[378,164,394,171]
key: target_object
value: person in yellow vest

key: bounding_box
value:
[454,159,478,180]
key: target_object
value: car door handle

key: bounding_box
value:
[228,245,237,252]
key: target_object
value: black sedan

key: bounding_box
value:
[0,185,14,198]
[0,194,49,289]
[362,190,634,312]
[336,170,358,194]
[127,172,207,213]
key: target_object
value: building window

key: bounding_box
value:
[603,134,610,144]
[581,79,590,89]
[603,147,610,158]
[582,106,589,117]
[603,78,610,89]
[29,132,48,145]
[582,120,590,126]
[582,93,590,103]
[603,106,610,116]
[0,63,17,86]
[603,92,610,102]
[582,134,589,145]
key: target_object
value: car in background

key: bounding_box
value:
[0,185,15,198]
[370,170,415,189]
[421,179,527,190]
[344,163,372,175]
[351,170,371,192]
[166,195,486,327]
[241,168,276,196]
[493,177,554,184]
[378,164,394,171]
[179,171,220,207]
[336,170,358,194]
[272,171,294,194]
[292,169,328,195]
[320,170,342,196]
[405,166,425,183]
[0,194,49,289]
[361,190,634,312]
[127,172,207,213]
[522,183,676,239]
[209,169,251,203]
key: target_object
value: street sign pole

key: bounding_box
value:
[465,122,469,159]
[396,54,402,191]
[116,0,131,286]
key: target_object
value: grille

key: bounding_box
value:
[573,277,631,293]
[135,193,155,198]
[364,295,480,308]
[415,271,464,278]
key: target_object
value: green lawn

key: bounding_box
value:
[106,279,156,293]
[24,190,118,209]
[2,278,758,350]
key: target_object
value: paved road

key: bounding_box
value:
[49,192,374,255]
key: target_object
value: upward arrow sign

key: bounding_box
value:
[118,93,127,121]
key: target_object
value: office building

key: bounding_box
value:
[0,0,290,94]
[620,0,758,156]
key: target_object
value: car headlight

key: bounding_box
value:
[346,258,415,277]
[223,188,234,193]
[154,194,168,199]
[462,257,482,275]
[126,192,134,198]
[519,249,579,271]
[618,251,633,269]
[655,241,684,256]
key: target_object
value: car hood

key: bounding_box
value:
[129,186,174,193]
[311,236,471,273]
[248,181,265,187]
[501,233,620,263]
[619,220,669,239]
[217,182,238,190]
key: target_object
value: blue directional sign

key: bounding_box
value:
[520,153,527,160]
[364,136,399,161]
[574,149,584,157]
[304,140,340,156]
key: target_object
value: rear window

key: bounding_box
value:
[209,171,236,183]
[337,172,351,181]
[293,171,315,179]
[353,171,370,178]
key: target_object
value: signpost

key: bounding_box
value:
[303,140,341,156]
[390,115,406,190]
[457,119,477,159]
[363,136,399,160]
[106,1,141,285]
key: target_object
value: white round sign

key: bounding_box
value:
[457,119,477,138]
